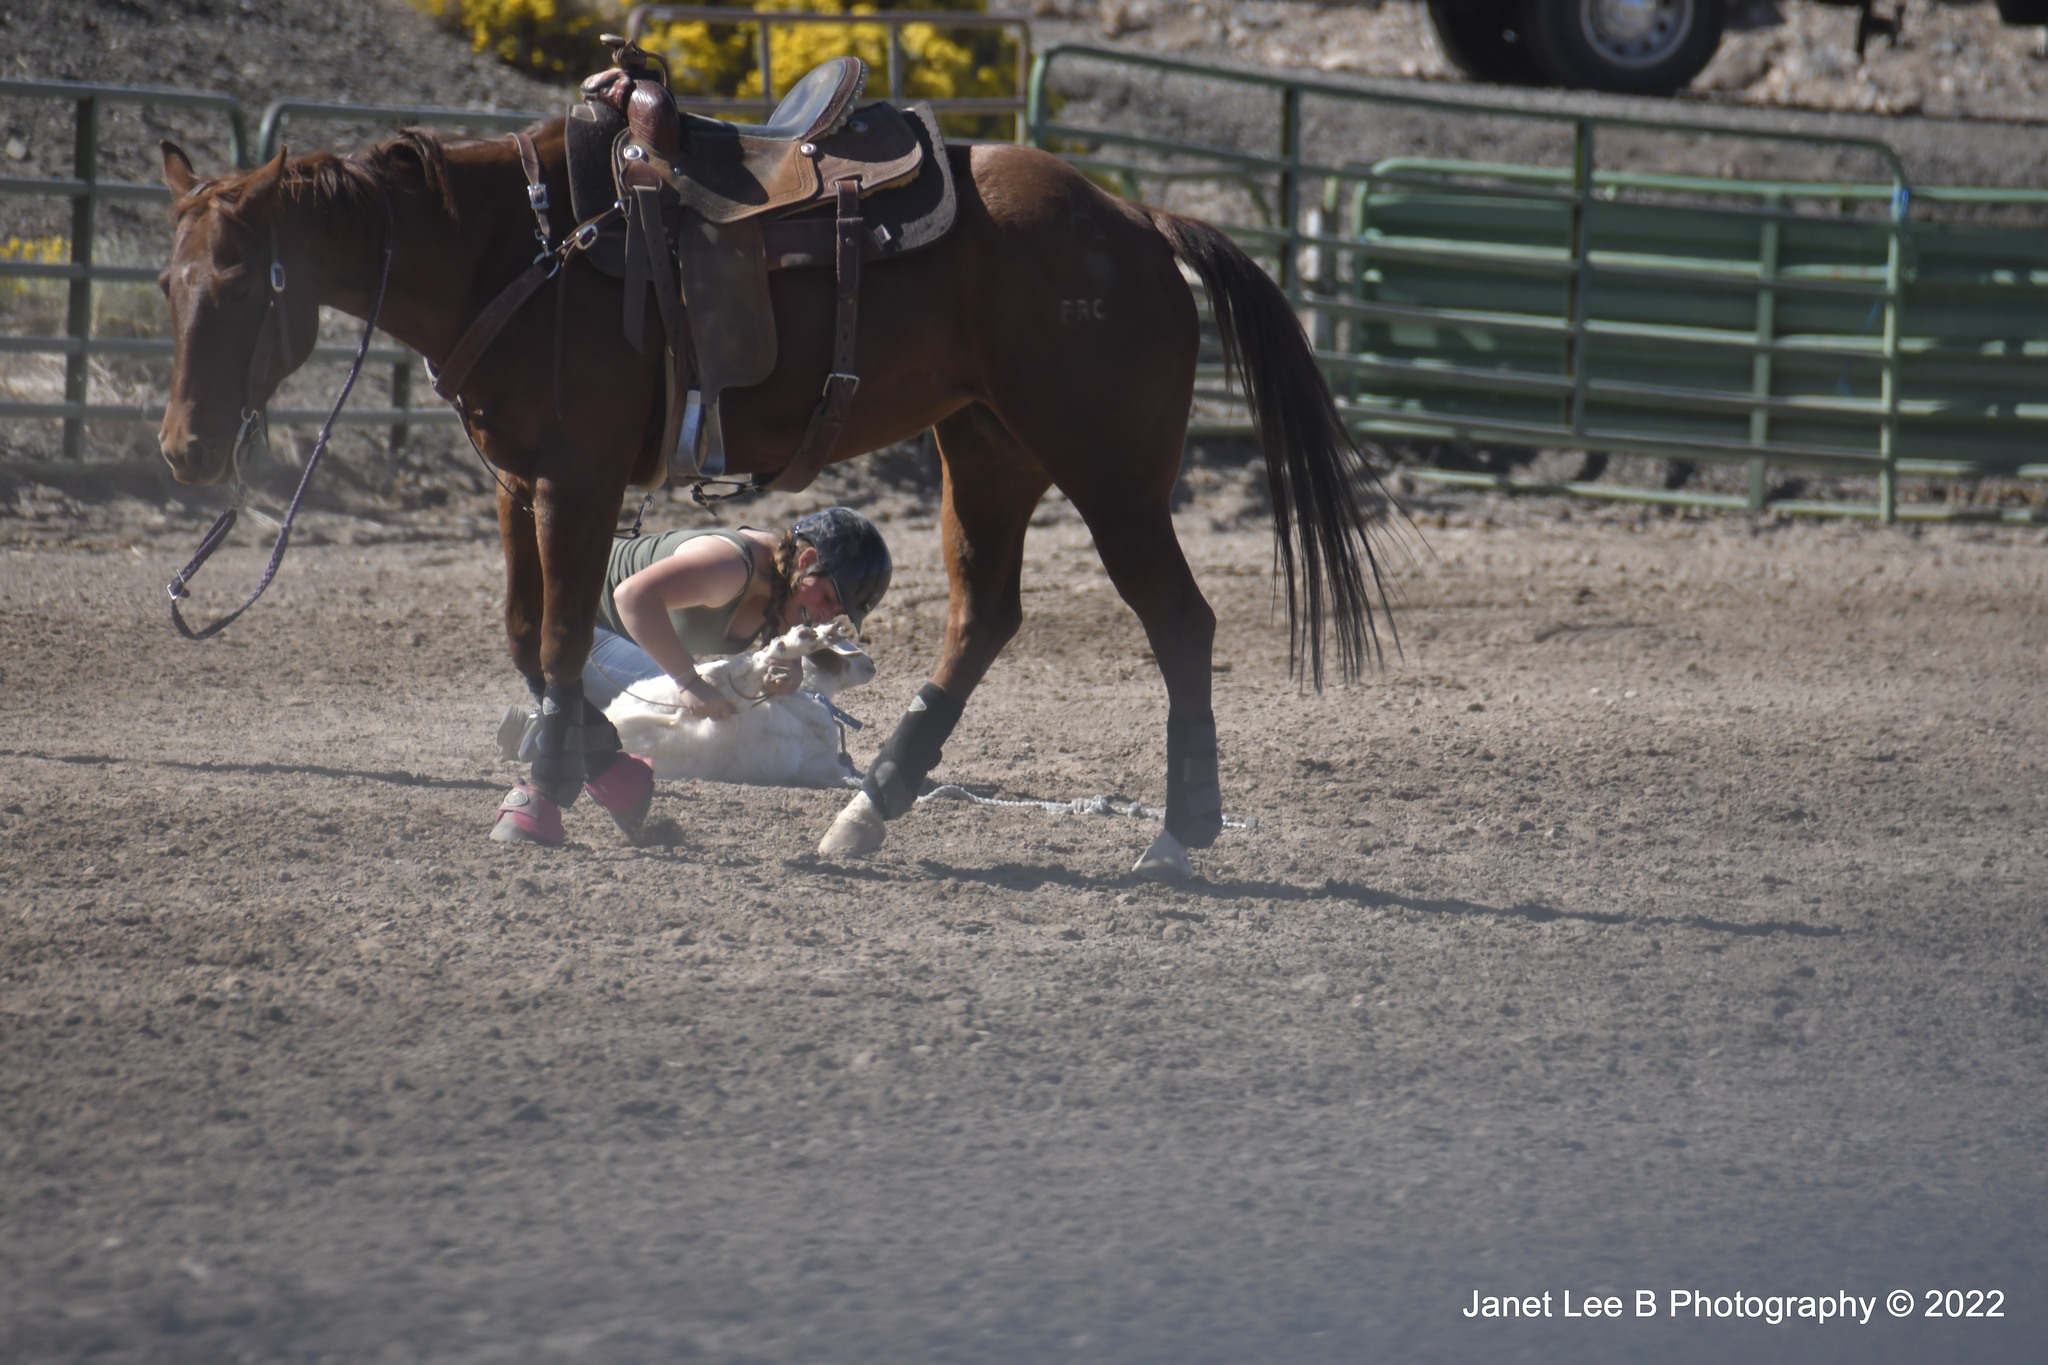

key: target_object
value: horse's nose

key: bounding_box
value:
[158,396,192,456]
[156,398,219,483]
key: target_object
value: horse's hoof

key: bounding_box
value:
[1133,828,1192,881]
[818,790,887,858]
[584,753,655,842]
[490,784,565,846]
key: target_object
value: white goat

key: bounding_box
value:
[602,619,877,789]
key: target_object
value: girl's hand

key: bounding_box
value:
[762,661,801,697]
[681,679,736,721]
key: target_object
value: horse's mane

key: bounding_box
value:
[186,127,462,225]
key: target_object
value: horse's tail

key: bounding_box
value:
[1148,207,1401,688]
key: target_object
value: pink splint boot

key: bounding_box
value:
[583,753,655,841]
[490,784,566,846]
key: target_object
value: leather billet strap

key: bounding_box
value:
[430,133,620,403]
[430,259,550,402]
[766,177,863,495]
[638,187,682,348]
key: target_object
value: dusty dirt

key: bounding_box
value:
[4,3,2048,1363]
[3,475,2046,1364]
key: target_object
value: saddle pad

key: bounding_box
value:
[654,99,924,225]
[759,104,956,270]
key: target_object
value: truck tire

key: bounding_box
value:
[1518,0,1727,95]
[1427,0,1544,84]
[1994,0,2048,23]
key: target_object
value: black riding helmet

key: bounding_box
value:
[792,507,892,629]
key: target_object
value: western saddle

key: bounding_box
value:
[564,36,959,495]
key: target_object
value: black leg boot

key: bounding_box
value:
[863,682,968,819]
[1165,711,1224,849]
[819,682,967,857]
[528,678,589,809]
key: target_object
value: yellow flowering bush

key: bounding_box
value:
[1,234,67,296]
[410,0,602,78]
[411,1,1017,136]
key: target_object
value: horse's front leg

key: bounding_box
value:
[497,474,545,695]
[820,406,1048,858]
[490,466,654,846]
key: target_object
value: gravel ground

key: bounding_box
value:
[3,480,2046,1364]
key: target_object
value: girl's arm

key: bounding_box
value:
[611,537,755,719]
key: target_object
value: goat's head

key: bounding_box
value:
[801,633,877,699]
[759,617,858,662]
[744,618,874,699]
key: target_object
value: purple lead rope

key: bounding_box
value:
[168,210,395,641]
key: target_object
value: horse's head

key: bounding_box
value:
[156,142,321,484]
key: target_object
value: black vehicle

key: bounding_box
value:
[1427,0,2041,97]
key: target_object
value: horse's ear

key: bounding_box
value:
[247,146,289,198]
[160,140,198,198]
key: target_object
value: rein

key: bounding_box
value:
[167,191,397,641]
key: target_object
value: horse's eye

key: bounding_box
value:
[156,271,171,296]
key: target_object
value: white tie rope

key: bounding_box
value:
[915,784,1257,831]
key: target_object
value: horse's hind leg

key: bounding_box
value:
[1063,480,1222,878]
[819,405,1049,858]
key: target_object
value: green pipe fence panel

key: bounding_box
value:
[0,80,248,457]
[1027,44,2048,521]
[11,53,2048,525]
[0,83,562,460]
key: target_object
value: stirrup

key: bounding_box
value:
[674,389,727,480]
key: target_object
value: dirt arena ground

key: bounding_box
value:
[2,468,2043,1363]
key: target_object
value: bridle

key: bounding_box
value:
[167,187,397,640]
[224,218,298,475]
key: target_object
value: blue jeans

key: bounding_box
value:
[582,627,665,708]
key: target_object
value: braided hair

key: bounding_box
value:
[753,531,801,643]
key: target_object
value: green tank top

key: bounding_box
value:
[596,527,761,658]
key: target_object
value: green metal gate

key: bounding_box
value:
[12,45,2048,524]
[0,79,551,459]
[1027,44,2048,522]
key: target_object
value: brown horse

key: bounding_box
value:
[155,116,1394,876]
